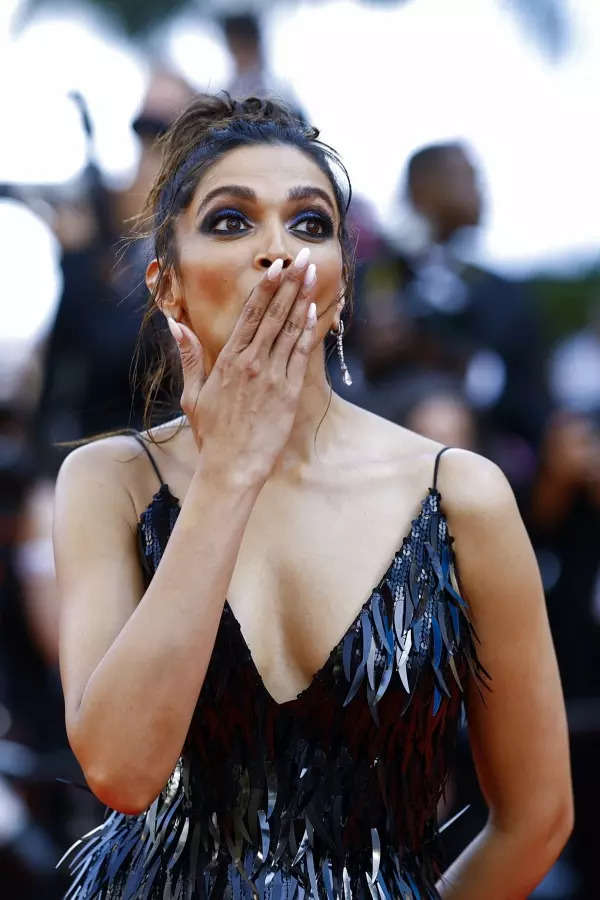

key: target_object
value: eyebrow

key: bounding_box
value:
[196,184,336,216]
[287,185,335,214]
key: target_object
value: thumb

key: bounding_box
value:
[167,317,206,389]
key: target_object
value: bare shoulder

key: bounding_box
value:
[56,417,188,519]
[55,434,152,528]
[432,447,518,527]
[345,400,519,531]
[57,434,141,493]
[431,449,533,614]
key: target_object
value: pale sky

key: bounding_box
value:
[1,0,600,322]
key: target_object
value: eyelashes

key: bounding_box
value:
[289,210,334,239]
[199,207,335,239]
[200,208,250,235]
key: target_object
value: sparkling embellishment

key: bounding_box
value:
[60,485,489,899]
[333,319,353,387]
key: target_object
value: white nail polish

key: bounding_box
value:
[267,258,283,281]
[307,302,317,325]
[303,263,316,287]
[293,247,310,269]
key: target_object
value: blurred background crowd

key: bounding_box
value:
[1,0,599,897]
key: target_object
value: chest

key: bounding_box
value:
[225,475,424,705]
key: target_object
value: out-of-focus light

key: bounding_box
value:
[162,13,231,92]
[2,0,600,274]
[269,0,600,273]
[0,0,23,42]
[0,9,146,185]
[0,199,61,403]
[1,90,86,184]
[0,198,61,342]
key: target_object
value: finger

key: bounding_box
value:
[286,301,318,385]
[250,247,311,354]
[270,263,316,364]
[225,257,285,353]
[167,317,206,410]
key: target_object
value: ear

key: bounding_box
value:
[145,258,184,320]
[145,258,160,296]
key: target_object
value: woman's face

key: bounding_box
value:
[163,143,345,369]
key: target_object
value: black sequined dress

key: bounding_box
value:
[60,445,488,899]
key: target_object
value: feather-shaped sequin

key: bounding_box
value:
[60,484,488,899]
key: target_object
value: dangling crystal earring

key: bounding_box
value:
[330,319,352,386]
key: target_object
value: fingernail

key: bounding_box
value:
[293,247,310,270]
[267,258,283,281]
[307,302,317,326]
[303,263,316,288]
[167,316,183,343]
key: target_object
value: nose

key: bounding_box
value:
[253,221,294,271]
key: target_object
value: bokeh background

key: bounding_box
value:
[1,0,599,897]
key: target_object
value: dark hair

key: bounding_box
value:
[220,13,261,47]
[133,93,355,439]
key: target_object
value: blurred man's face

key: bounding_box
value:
[411,147,483,237]
[438,148,482,228]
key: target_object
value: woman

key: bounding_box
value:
[55,96,572,899]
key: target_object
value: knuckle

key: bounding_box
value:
[244,303,263,325]
[287,264,303,283]
[242,353,262,378]
[282,318,300,337]
[267,299,286,319]
[265,368,279,389]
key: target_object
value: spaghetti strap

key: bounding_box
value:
[432,446,453,491]
[129,431,165,489]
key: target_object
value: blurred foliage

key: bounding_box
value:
[22,0,191,34]
[530,264,600,347]
[22,0,571,55]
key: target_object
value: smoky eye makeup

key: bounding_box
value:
[199,207,251,235]
[198,203,336,239]
[288,208,335,239]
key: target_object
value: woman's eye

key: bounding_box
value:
[212,213,249,234]
[296,219,323,237]
[292,213,333,239]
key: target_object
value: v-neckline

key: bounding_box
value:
[138,484,441,709]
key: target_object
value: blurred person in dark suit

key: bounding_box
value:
[529,305,600,697]
[522,305,600,898]
[526,409,600,899]
[0,208,100,896]
[36,69,196,475]
[0,402,96,898]
[220,12,302,115]
[529,411,600,698]
[356,142,548,493]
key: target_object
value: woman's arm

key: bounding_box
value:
[435,450,573,899]
[58,254,319,815]
[56,438,261,815]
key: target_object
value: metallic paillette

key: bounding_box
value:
[60,484,489,899]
